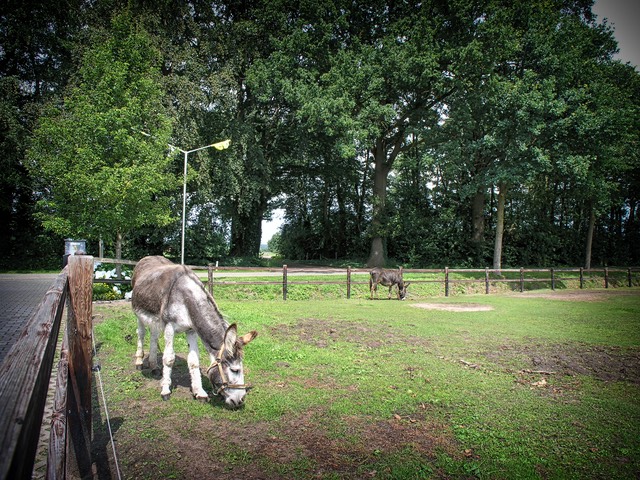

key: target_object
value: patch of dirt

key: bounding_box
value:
[146,406,464,480]
[412,303,494,312]
[259,410,462,477]
[269,317,640,385]
[518,289,639,302]
[483,342,640,385]
[96,398,463,480]
[269,317,431,350]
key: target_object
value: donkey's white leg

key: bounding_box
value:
[135,317,146,370]
[148,322,160,372]
[160,323,175,400]
[186,331,208,400]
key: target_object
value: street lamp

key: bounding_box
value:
[170,139,231,264]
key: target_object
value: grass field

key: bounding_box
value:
[91,289,640,479]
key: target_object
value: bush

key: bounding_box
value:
[93,282,126,301]
[93,262,132,301]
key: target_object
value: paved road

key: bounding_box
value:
[0,273,58,365]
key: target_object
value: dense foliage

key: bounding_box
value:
[1,0,638,269]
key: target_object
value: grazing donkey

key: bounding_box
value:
[131,256,257,408]
[369,268,410,300]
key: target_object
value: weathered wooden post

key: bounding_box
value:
[580,267,584,289]
[604,267,609,289]
[551,268,555,291]
[66,255,94,479]
[519,267,524,293]
[485,267,489,294]
[628,268,633,288]
[347,266,352,299]
[48,336,69,480]
[283,264,288,301]
[208,264,214,296]
[444,267,449,297]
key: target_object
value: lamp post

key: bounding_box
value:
[170,139,231,264]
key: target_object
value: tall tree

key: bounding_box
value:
[199,1,301,257]
[27,12,176,263]
[299,0,467,266]
[576,61,640,268]
[436,0,621,270]
[0,0,83,267]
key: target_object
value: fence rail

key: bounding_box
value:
[207,265,639,299]
[93,258,639,300]
[0,255,94,479]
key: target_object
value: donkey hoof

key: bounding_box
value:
[135,364,144,371]
[196,396,209,403]
[161,394,171,401]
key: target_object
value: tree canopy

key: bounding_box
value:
[27,13,176,261]
[2,0,638,269]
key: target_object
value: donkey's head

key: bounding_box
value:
[208,324,258,409]
[399,281,411,300]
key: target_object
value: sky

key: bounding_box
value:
[592,0,640,69]
[260,1,639,245]
[261,208,284,245]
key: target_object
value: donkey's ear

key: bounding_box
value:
[239,330,258,346]
[223,324,238,354]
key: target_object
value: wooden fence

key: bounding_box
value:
[0,255,94,480]
[94,258,639,300]
[215,265,639,299]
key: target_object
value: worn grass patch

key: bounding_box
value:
[91,290,640,479]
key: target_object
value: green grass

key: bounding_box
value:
[92,290,640,479]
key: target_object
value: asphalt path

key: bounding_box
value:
[0,273,58,365]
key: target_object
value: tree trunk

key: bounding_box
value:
[355,153,370,237]
[584,205,595,270]
[471,188,485,262]
[336,183,347,257]
[492,183,507,272]
[229,196,267,258]
[367,140,393,267]
[230,214,263,257]
[115,230,123,279]
[321,182,331,258]
[368,237,385,267]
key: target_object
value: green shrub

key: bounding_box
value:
[93,282,124,301]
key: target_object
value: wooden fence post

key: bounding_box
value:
[485,267,489,294]
[519,267,524,293]
[580,267,584,289]
[628,268,633,288]
[48,334,69,479]
[66,255,94,479]
[604,267,609,289]
[445,267,449,297]
[347,266,352,299]
[283,265,288,301]
[208,264,214,297]
[551,268,555,290]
